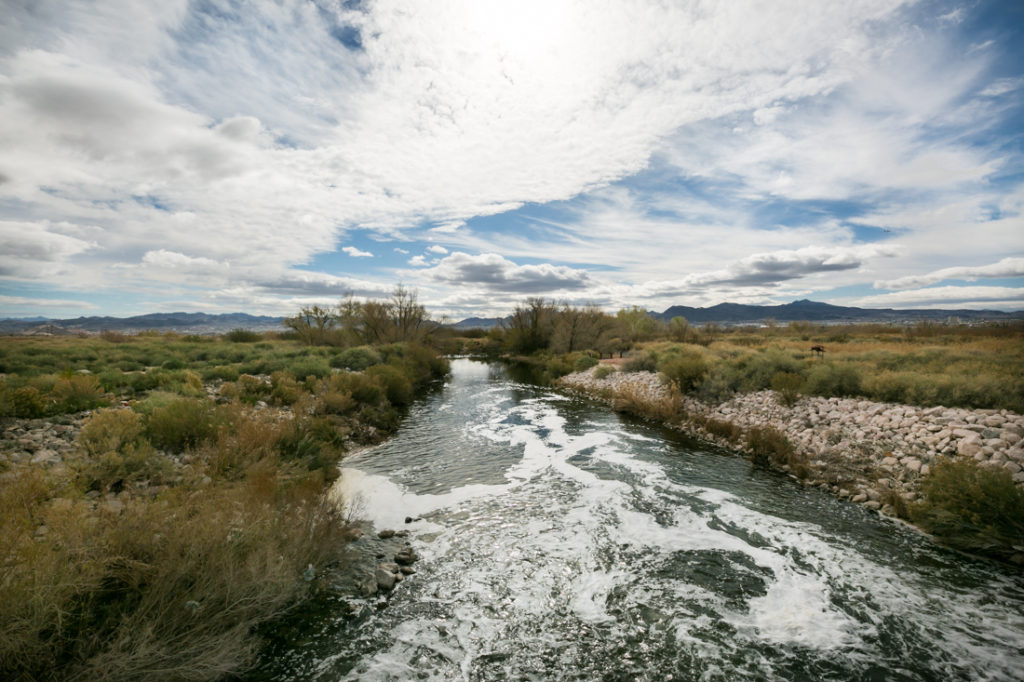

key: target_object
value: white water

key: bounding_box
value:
[261,360,1024,681]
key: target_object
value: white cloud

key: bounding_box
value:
[0,295,98,310]
[427,245,449,254]
[408,255,429,267]
[342,246,374,258]
[850,286,1024,309]
[0,220,96,277]
[141,249,223,271]
[393,247,410,254]
[426,252,591,293]
[875,257,1024,290]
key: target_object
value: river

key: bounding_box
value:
[251,359,1024,681]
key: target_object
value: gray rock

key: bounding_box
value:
[394,548,419,566]
[378,529,396,539]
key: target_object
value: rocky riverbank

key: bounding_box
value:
[558,366,1024,517]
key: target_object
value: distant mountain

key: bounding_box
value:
[655,299,1024,324]
[0,312,285,335]
[452,316,508,330]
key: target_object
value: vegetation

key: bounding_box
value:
[0,288,450,679]
[909,458,1024,562]
[475,301,1022,412]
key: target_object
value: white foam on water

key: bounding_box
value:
[324,367,1024,681]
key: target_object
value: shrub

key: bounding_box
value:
[367,364,414,406]
[702,417,742,442]
[745,426,807,477]
[202,364,241,382]
[805,363,862,398]
[593,365,615,381]
[695,364,736,405]
[659,354,709,394]
[79,408,146,457]
[623,351,658,373]
[161,357,187,370]
[574,354,599,372]
[51,374,106,413]
[144,397,221,452]
[269,371,303,406]
[224,328,262,343]
[734,348,801,392]
[909,458,1024,560]
[9,386,48,418]
[331,346,382,371]
[770,371,804,406]
[286,357,332,380]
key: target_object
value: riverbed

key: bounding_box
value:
[250,359,1024,681]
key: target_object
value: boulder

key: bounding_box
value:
[394,547,419,566]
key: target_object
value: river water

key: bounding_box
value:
[254,359,1024,681]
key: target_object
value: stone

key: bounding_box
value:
[863,501,881,511]
[394,547,419,566]
[904,458,922,473]
[375,566,396,592]
[378,529,396,539]
[957,440,983,458]
[851,493,868,503]
[1004,461,1022,474]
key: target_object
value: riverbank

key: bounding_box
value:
[558,365,1024,560]
[0,336,449,680]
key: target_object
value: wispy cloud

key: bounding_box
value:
[875,257,1024,290]
[342,246,374,258]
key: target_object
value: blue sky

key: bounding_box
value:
[1,0,1022,319]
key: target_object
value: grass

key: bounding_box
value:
[627,321,1024,411]
[0,334,449,679]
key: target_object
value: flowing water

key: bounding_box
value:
[253,359,1024,681]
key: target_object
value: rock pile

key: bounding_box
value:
[559,367,1024,515]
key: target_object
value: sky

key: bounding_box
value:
[1,0,1022,321]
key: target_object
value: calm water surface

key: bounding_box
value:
[251,359,1024,681]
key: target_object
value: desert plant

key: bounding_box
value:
[593,365,615,381]
[51,374,106,413]
[225,328,262,342]
[909,458,1024,560]
[331,345,382,371]
[574,354,599,372]
[659,354,709,394]
[623,350,658,373]
[144,397,221,452]
[7,386,48,418]
[770,371,804,406]
[366,364,414,406]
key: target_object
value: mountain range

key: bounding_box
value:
[1,300,1021,335]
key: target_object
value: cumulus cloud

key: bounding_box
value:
[427,252,591,293]
[251,271,390,298]
[0,220,95,276]
[408,255,429,267]
[342,246,374,258]
[427,245,449,254]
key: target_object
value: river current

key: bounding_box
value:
[253,359,1024,681]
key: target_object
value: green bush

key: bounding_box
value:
[909,458,1024,560]
[201,364,241,382]
[659,354,709,393]
[78,409,169,492]
[224,328,262,342]
[286,357,332,380]
[574,354,599,372]
[367,364,414,406]
[331,346,382,371]
[623,351,658,373]
[805,363,861,398]
[770,371,804,406]
[734,349,801,392]
[8,386,48,418]
[144,397,221,452]
[593,365,615,380]
[51,374,106,413]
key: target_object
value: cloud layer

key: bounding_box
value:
[0,0,1021,318]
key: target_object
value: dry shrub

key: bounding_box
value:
[593,365,615,381]
[611,384,681,422]
[770,371,804,406]
[144,397,222,453]
[78,408,171,492]
[207,408,284,479]
[909,458,1024,561]
[0,463,350,680]
[51,374,106,413]
[745,426,809,478]
[701,417,742,443]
